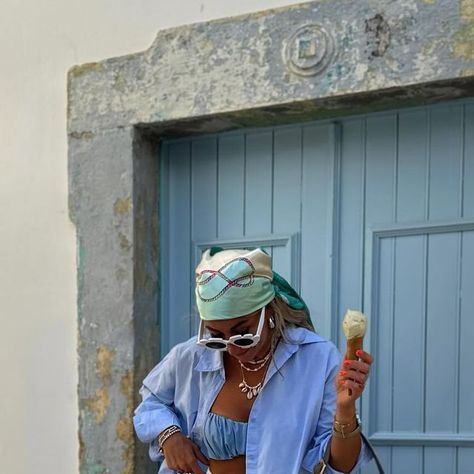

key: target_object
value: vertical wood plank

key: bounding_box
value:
[463,103,474,218]
[392,235,425,432]
[365,114,397,225]
[429,105,463,220]
[458,230,474,433]
[397,109,428,222]
[365,114,397,445]
[458,447,474,473]
[167,141,192,348]
[217,134,245,239]
[374,236,395,434]
[191,138,218,333]
[360,447,390,474]
[191,138,218,242]
[272,127,302,283]
[301,124,334,337]
[338,119,365,347]
[424,447,456,474]
[245,131,273,236]
[391,447,422,474]
[425,232,459,432]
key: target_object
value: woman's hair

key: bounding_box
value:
[268,296,314,353]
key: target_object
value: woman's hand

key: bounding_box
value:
[161,431,209,474]
[335,349,373,411]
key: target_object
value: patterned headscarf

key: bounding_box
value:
[195,247,310,324]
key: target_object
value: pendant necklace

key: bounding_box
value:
[238,351,272,399]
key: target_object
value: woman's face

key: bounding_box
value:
[203,307,273,362]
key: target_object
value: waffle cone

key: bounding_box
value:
[345,336,364,360]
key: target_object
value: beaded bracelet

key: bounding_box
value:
[158,425,181,453]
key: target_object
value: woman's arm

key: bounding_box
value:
[133,347,183,444]
[328,350,373,473]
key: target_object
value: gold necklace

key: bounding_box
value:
[237,352,271,399]
[238,365,266,399]
[238,351,272,372]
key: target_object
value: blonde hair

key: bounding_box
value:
[268,296,314,353]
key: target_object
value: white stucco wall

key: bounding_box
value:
[0,1,311,473]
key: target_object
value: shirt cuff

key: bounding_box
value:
[321,435,374,474]
[148,438,163,463]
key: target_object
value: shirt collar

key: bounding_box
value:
[194,326,324,373]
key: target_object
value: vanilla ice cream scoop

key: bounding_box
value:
[343,310,368,363]
[343,309,367,339]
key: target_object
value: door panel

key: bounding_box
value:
[161,100,474,473]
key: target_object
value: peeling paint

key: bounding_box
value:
[354,63,369,81]
[86,387,110,424]
[69,131,95,140]
[82,463,107,474]
[115,267,128,281]
[461,0,474,21]
[118,233,132,250]
[79,434,85,464]
[365,14,391,59]
[96,346,114,383]
[114,197,132,216]
[117,370,134,474]
[453,24,474,59]
[69,62,105,77]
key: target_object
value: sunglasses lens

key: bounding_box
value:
[233,338,254,347]
[206,341,226,350]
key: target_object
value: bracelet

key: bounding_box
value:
[158,425,181,453]
[333,414,361,439]
[332,424,361,439]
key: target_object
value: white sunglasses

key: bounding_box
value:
[197,306,266,351]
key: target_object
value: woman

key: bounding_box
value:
[133,248,377,474]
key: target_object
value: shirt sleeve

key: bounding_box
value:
[301,346,374,474]
[133,347,183,448]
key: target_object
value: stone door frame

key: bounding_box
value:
[67,1,474,472]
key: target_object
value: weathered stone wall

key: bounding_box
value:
[67,0,474,472]
[69,128,159,473]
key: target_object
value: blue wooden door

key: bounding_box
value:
[160,100,474,473]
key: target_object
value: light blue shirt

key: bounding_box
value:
[133,326,373,474]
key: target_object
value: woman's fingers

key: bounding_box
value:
[188,458,206,474]
[192,443,210,465]
[336,351,374,403]
[341,378,365,396]
[340,368,366,385]
[163,433,207,474]
[356,349,373,365]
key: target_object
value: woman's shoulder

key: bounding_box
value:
[285,326,341,363]
[285,326,337,348]
[141,336,205,395]
[163,335,204,363]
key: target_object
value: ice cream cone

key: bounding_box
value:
[342,310,368,396]
[346,336,364,360]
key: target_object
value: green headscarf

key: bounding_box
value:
[195,247,312,327]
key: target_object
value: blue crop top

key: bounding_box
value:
[202,412,248,460]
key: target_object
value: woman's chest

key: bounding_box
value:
[210,363,256,421]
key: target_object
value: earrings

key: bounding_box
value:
[269,317,275,329]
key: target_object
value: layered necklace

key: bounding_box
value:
[238,350,272,400]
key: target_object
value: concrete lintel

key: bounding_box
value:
[68,0,474,135]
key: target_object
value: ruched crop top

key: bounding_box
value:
[202,412,248,460]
